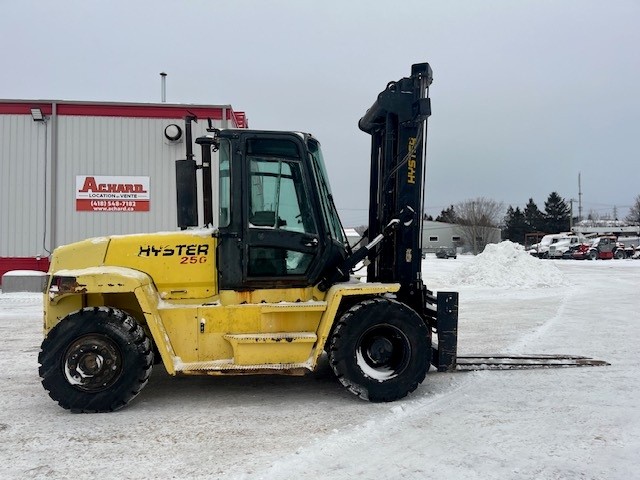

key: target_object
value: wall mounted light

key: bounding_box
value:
[164,124,183,142]
[31,108,45,122]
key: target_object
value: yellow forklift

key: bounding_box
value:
[38,63,605,413]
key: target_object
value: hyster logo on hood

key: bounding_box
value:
[138,244,210,257]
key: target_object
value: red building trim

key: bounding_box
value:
[0,257,50,286]
[0,101,247,127]
[55,104,226,119]
[0,103,53,115]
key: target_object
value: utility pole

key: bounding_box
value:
[472,201,477,254]
[578,172,583,223]
[569,199,576,231]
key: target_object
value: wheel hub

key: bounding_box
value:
[358,324,411,378]
[63,334,122,392]
[367,336,394,365]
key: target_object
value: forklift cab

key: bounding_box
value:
[184,129,350,291]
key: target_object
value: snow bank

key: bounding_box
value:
[454,241,566,288]
[2,270,47,277]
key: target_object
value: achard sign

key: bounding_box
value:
[75,175,150,212]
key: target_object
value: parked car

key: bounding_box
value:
[561,243,582,259]
[435,246,457,259]
[572,241,598,260]
[616,236,640,259]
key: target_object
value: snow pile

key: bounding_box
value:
[454,241,567,288]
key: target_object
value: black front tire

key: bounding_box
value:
[39,307,153,413]
[328,298,430,403]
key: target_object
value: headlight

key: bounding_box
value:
[49,275,79,298]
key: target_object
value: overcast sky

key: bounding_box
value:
[2,1,638,226]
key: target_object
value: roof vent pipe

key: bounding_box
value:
[160,72,167,103]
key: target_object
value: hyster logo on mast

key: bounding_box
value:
[407,137,417,184]
[75,175,151,212]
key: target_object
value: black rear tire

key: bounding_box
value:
[38,307,153,413]
[328,298,430,402]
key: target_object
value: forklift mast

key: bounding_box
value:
[358,63,433,315]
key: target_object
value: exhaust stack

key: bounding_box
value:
[175,115,198,229]
[160,72,167,103]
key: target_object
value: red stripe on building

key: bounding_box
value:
[0,103,53,115]
[56,104,226,119]
[0,102,246,126]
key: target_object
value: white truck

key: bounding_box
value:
[527,233,578,259]
[547,235,585,259]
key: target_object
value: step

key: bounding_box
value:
[174,358,312,375]
[224,332,317,365]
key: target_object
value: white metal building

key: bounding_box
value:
[421,220,501,254]
[0,100,247,281]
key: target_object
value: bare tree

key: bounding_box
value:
[454,197,504,254]
[586,209,601,222]
[626,195,640,224]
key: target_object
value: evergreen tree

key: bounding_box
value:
[524,198,544,233]
[436,205,457,223]
[543,192,570,233]
[503,206,528,243]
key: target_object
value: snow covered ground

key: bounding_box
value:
[1,243,639,480]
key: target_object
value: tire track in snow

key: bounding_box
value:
[242,279,577,479]
[505,284,577,354]
[236,371,484,480]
